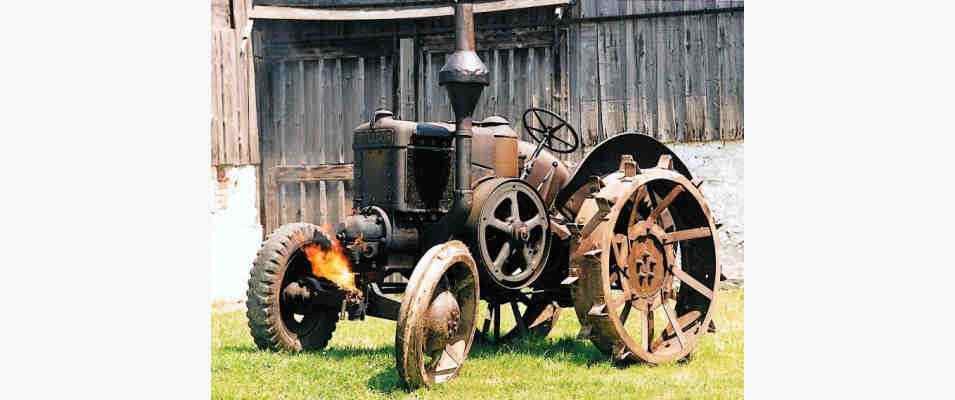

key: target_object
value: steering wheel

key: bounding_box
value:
[521,108,580,154]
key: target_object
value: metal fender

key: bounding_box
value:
[554,133,693,213]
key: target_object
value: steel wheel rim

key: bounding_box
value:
[602,172,720,364]
[396,241,481,388]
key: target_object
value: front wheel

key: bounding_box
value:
[395,241,480,389]
[246,223,341,352]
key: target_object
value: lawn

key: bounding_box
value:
[212,288,743,399]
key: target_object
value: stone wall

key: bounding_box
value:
[667,140,744,281]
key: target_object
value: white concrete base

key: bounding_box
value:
[667,140,744,281]
[210,166,262,301]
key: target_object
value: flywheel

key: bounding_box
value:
[466,178,552,290]
[571,158,720,365]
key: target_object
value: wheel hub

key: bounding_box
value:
[423,290,462,352]
[626,222,672,298]
[512,221,531,242]
[470,178,552,290]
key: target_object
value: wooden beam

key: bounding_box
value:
[271,164,354,184]
[250,0,570,21]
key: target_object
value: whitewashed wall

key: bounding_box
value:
[210,166,262,301]
[668,140,744,281]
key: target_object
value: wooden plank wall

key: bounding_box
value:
[566,0,744,164]
[257,22,396,232]
[415,7,572,160]
[211,0,260,166]
[248,2,742,232]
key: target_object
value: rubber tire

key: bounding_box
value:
[246,222,339,352]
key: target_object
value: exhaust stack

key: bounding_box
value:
[440,0,488,217]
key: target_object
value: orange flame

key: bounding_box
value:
[303,228,357,293]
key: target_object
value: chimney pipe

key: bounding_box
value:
[439,0,488,221]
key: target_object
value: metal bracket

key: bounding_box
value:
[364,282,401,321]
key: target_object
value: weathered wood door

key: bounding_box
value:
[257,37,395,234]
[416,26,566,158]
[255,13,562,235]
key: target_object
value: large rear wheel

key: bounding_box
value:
[572,162,720,364]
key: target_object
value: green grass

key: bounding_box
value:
[212,288,743,399]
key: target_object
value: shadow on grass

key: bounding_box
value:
[221,344,393,360]
[470,335,605,366]
[363,335,611,395]
[221,335,612,395]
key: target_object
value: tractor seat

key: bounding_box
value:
[415,122,455,138]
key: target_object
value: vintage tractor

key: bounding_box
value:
[246,0,720,389]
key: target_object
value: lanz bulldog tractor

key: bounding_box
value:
[246,0,720,389]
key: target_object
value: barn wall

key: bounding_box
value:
[211,0,260,166]
[254,21,400,233]
[567,0,744,160]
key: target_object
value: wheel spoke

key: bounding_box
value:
[611,234,629,270]
[670,265,714,300]
[628,186,649,226]
[493,303,501,340]
[510,301,529,336]
[488,218,511,233]
[620,300,633,323]
[665,227,712,244]
[641,308,654,352]
[660,297,687,350]
[526,301,556,330]
[525,215,545,230]
[521,246,535,267]
[514,292,531,305]
[647,185,684,223]
[508,192,521,221]
[493,242,512,269]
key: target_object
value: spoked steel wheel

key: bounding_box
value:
[572,164,719,364]
[396,241,480,389]
[479,293,561,342]
[468,178,551,290]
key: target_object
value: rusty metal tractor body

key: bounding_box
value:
[246,0,722,390]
